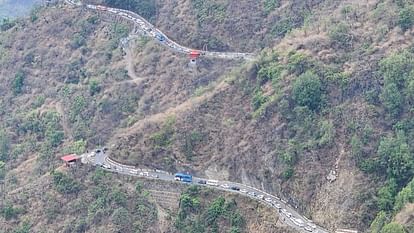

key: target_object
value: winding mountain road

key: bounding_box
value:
[65,0,255,61]
[80,150,331,233]
[63,1,331,232]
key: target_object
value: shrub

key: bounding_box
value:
[89,80,101,96]
[380,82,403,118]
[380,222,406,233]
[292,71,323,110]
[52,171,82,194]
[328,23,354,49]
[0,18,15,31]
[12,71,25,95]
[1,202,22,220]
[263,0,280,14]
[104,0,156,21]
[271,18,296,37]
[398,6,414,31]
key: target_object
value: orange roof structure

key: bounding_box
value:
[189,50,201,59]
[61,154,80,162]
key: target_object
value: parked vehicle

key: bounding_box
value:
[257,194,264,200]
[239,189,248,193]
[198,180,207,184]
[230,186,240,191]
[155,33,165,42]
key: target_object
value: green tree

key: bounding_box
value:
[12,71,25,95]
[398,6,414,31]
[292,71,323,110]
[0,160,6,180]
[0,129,9,161]
[328,23,354,48]
[52,171,81,194]
[377,179,398,211]
[370,211,389,233]
[380,222,406,233]
[378,132,413,185]
[380,82,403,118]
[89,80,101,96]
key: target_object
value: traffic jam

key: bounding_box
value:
[174,173,318,232]
[85,4,202,57]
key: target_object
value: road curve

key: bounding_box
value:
[64,0,255,61]
[80,150,331,233]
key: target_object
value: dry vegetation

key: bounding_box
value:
[1,0,414,232]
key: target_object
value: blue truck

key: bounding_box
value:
[174,173,192,183]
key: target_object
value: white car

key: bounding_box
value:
[281,209,292,218]
[102,164,111,169]
[129,170,138,174]
[143,172,149,176]
[307,223,317,229]
[239,189,248,193]
[257,194,264,200]
[304,226,313,232]
[291,217,304,227]
[151,174,158,178]
[248,192,256,196]
[265,198,272,202]
[220,184,230,189]
[274,203,281,209]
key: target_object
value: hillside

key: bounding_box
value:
[1,0,414,233]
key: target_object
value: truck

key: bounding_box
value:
[174,173,192,183]
[206,180,219,186]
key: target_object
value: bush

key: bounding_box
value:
[380,222,406,233]
[263,0,280,14]
[0,18,15,31]
[1,202,22,220]
[377,132,413,185]
[12,71,25,95]
[328,23,354,48]
[271,18,296,37]
[398,6,414,31]
[292,71,323,110]
[104,0,156,21]
[52,171,82,194]
[380,82,403,118]
[89,80,101,96]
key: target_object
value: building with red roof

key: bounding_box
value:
[61,154,80,167]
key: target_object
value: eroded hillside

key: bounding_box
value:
[1,0,414,233]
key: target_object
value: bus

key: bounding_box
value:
[174,173,192,183]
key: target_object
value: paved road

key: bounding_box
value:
[81,150,331,233]
[64,0,255,61]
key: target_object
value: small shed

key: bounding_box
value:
[61,154,80,167]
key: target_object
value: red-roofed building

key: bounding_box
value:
[61,154,80,167]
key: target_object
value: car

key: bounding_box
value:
[139,172,144,176]
[265,198,272,202]
[95,149,101,153]
[248,192,256,196]
[291,217,304,227]
[198,180,207,184]
[130,170,138,174]
[257,194,264,200]
[239,189,248,193]
[220,184,230,189]
[151,174,158,178]
[281,209,292,218]
[307,223,317,229]
[274,203,281,209]
[102,164,111,169]
[230,186,240,191]
[281,199,287,204]
[143,172,149,176]
[304,226,313,232]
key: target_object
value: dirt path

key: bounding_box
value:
[113,78,230,139]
